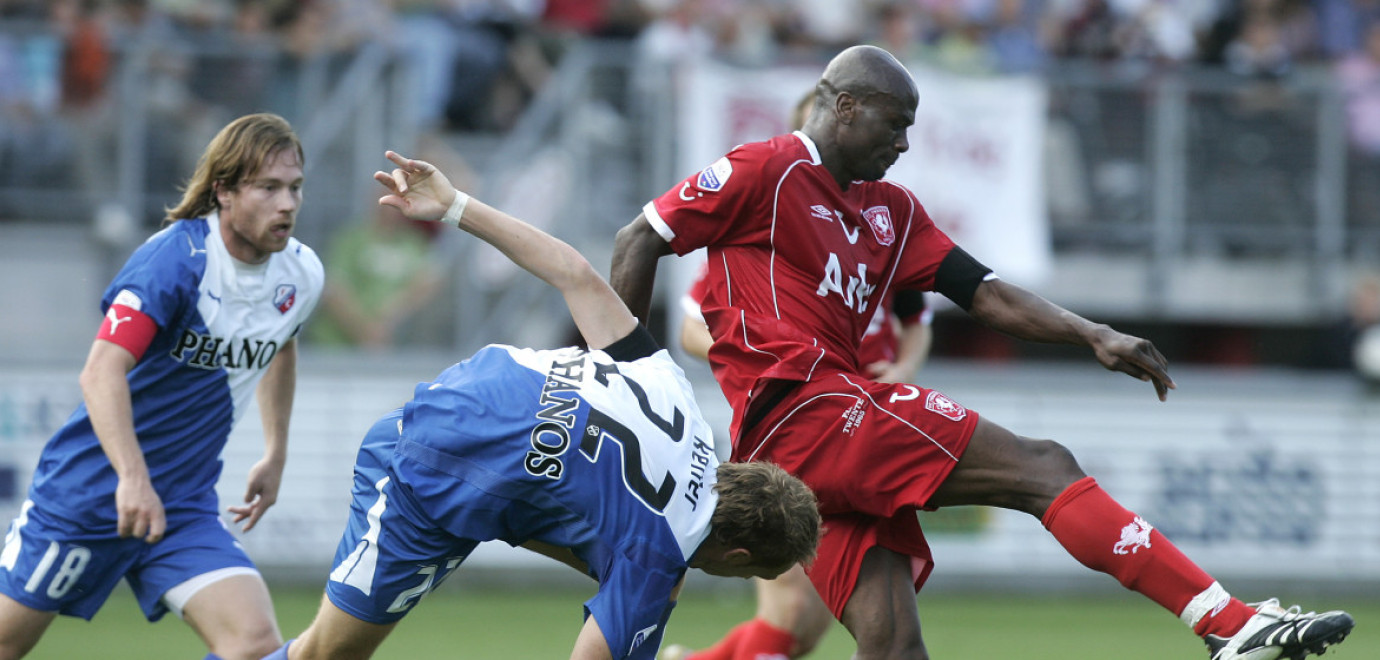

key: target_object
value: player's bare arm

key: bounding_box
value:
[375,150,637,350]
[230,337,295,532]
[610,214,673,324]
[81,339,166,543]
[679,314,713,362]
[868,318,931,384]
[969,278,1175,400]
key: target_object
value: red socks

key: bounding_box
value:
[1041,477,1254,639]
[687,618,795,660]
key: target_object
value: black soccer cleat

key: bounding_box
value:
[1204,598,1355,660]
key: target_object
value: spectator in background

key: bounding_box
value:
[1337,20,1380,229]
[0,0,73,221]
[1319,272,1380,382]
[1313,0,1380,58]
[186,0,279,118]
[1224,9,1292,78]
[635,0,718,66]
[987,0,1049,74]
[56,0,108,109]
[1337,20,1380,157]
[309,202,447,350]
[1050,0,1123,60]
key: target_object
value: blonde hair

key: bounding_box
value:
[711,461,821,568]
[164,113,303,224]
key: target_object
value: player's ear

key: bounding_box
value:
[213,180,229,209]
[723,548,753,566]
[835,92,857,125]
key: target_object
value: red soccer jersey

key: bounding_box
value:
[684,262,928,368]
[646,132,956,437]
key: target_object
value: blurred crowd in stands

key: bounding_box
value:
[3,0,1380,136]
[5,0,1380,363]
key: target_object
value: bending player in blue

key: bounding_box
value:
[262,151,822,660]
[0,113,323,659]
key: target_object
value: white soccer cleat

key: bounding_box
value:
[657,643,695,660]
[1204,598,1355,660]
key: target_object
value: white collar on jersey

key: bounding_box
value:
[791,131,823,165]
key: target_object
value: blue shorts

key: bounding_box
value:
[323,413,485,624]
[0,500,256,621]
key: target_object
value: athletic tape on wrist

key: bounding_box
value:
[441,190,470,227]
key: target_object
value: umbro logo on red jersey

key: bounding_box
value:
[808,206,860,244]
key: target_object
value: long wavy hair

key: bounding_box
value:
[163,113,304,224]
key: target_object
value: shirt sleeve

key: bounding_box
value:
[888,186,960,294]
[100,226,201,335]
[643,144,772,256]
[584,554,684,660]
[891,289,928,325]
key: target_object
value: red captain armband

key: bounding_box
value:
[96,304,157,361]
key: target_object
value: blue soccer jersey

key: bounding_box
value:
[29,214,323,527]
[327,341,720,660]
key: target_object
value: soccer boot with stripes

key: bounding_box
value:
[656,644,694,660]
[1203,598,1355,660]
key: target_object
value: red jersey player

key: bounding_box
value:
[672,262,930,660]
[613,45,1353,660]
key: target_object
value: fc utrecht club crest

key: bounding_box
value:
[862,206,895,246]
[273,284,297,314]
[924,390,966,421]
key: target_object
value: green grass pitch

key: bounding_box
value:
[32,581,1378,659]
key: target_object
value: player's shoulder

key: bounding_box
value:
[277,237,325,285]
[871,178,929,219]
[127,218,212,274]
[735,132,813,169]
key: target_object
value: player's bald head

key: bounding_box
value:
[817,45,917,110]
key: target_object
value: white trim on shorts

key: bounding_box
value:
[161,566,262,619]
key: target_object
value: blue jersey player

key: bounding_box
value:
[264,151,821,660]
[0,114,323,660]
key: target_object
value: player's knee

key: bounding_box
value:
[1021,437,1084,484]
[208,622,282,660]
[853,628,927,660]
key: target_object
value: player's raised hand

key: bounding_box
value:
[374,150,456,222]
[1088,326,1176,401]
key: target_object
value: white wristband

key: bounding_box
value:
[441,190,470,227]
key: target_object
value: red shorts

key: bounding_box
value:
[733,373,979,616]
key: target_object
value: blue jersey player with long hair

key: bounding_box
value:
[0,113,323,660]
[262,151,822,660]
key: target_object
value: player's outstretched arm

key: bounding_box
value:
[969,278,1175,400]
[610,214,674,325]
[374,151,637,350]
